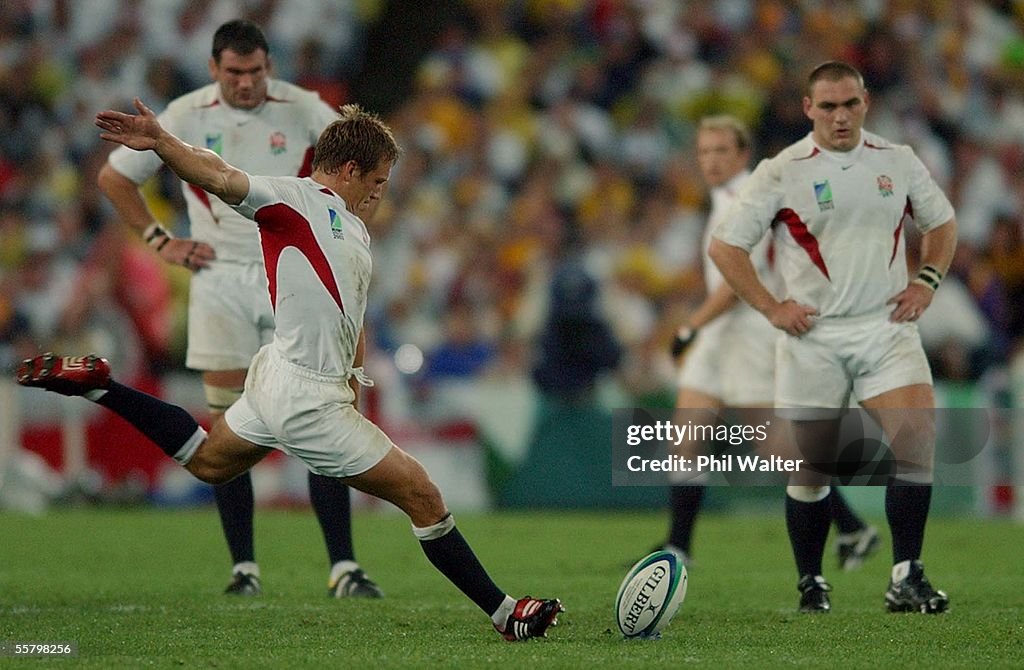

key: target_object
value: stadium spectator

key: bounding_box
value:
[19,97,563,641]
[710,61,955,614]
[532,227,622,402]
[96,20,381,599]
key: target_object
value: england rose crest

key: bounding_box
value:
[877,175,894,197]
[270,131,287,155]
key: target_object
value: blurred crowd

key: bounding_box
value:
[3,0,1024,419]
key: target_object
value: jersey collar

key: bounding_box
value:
[809,132,866,164]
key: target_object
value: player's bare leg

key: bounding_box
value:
[861,384,948,613]
[343,447,563,640]
[784,418,839,612]
[660,388,723,563]
[204,370,376,597]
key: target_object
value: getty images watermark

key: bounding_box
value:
[612,407,1017,486]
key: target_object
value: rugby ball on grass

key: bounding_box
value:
[615,550,687,638]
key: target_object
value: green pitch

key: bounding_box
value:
[1,508,1022,668]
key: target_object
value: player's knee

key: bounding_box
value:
[786,484,831,503]
[408,478,446,522]
[204,384,243,416]
[184,448,236,485]
[398,464,446,523]
[185,460,230,485]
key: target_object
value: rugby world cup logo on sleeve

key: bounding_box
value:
[814,180,834,211]
[270,131,287,155]
[205,133,223,155]
[329,208,344,239]
[877,174,894,197]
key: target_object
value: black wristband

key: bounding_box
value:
[670,327,697,358]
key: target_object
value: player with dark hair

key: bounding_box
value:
[656,114,878,572]
[19,99,562,641]
[711,61,954,614]
[97,19,379,598]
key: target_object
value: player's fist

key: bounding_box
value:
[768,300,818,336]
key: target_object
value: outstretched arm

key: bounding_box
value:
[96,98,250,206]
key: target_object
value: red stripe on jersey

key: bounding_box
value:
[198,99,220,109]
[265,95,291,103]
[793,147,820,161]
[774,208,830,280]
[298,146,315,177]
[864,141,890,150]
[187,184,213,212]
[889,197,913,267]
[254,203,345,313]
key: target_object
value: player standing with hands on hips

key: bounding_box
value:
[653,115,877,572]
[18,98,563,641]
[98,20,380,599]
[710,61,955,614]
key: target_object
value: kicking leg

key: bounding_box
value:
[16,353,271,484]
[344,446,562,640]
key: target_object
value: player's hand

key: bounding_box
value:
[162,238,216,272]
[887,282,933,322]
[669,326,697,360]
[96,97,163,151]
[767,300,818,336]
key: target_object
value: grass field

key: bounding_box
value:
[1,507,1022,668]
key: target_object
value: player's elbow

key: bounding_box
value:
[708,237,730,268]
[206,165,247,206]
[97,162,131,197]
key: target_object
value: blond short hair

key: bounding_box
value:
[313,104,401,175]
[697,115,752,153]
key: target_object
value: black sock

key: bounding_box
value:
[419,524,505,615]
[214,471,255,565]
[96,381,202,459]
[785,494,832,577]
[830,487,866,534]
[667,485,705,553]
[886,479,932,564]
[308,472,354,564]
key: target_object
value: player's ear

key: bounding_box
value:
[265,55,274,76]
[342,160,360,182]
[802,96,812,119]
[208,56,218,81]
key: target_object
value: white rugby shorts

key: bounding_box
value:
[186,261,275,371]
[678,309,776,405]
[774,310,932,418]
[224,345,393,477]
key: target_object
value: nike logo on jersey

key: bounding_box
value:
[841,165,852,170]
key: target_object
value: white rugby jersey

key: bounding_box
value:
[108,79,337,263]
[702,170,777,294]
[232,175,371,376]
[714,131,954,318]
